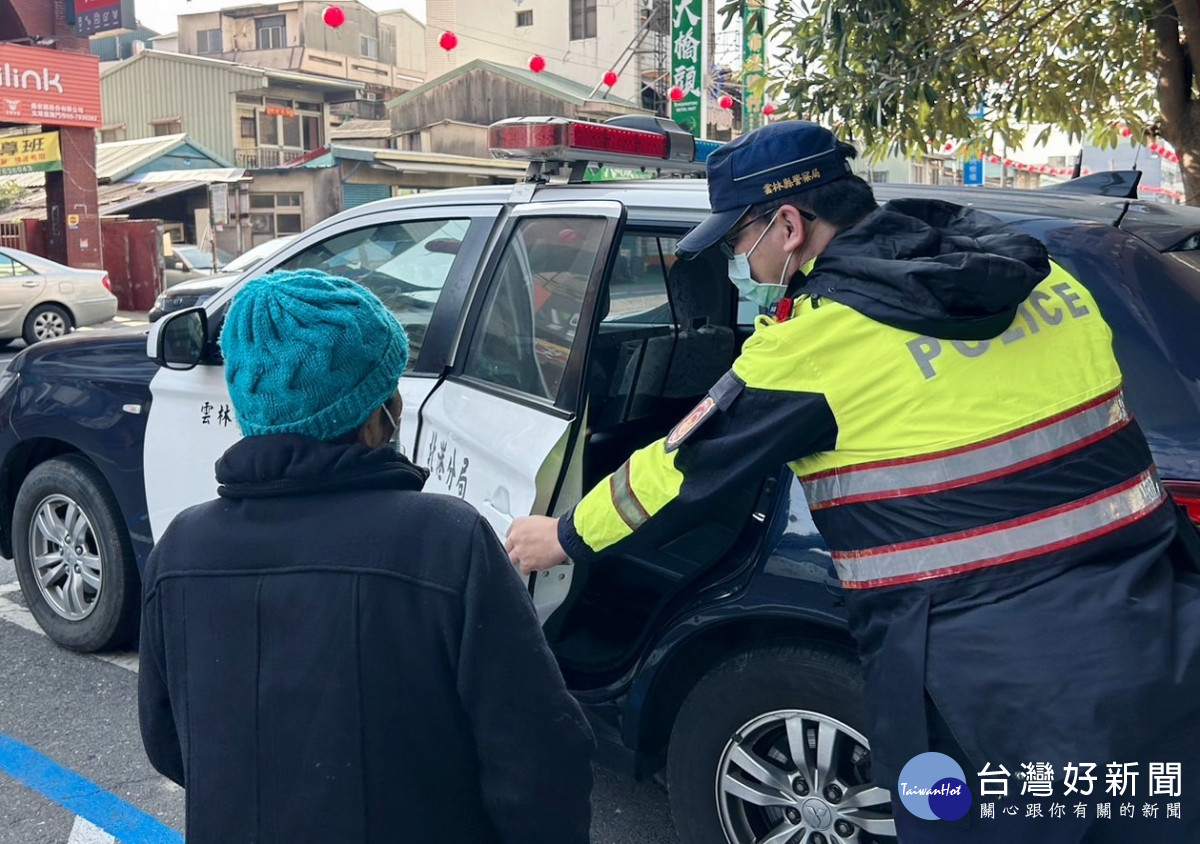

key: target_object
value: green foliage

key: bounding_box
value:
[720,0,1163,160]
[0,181,26,213]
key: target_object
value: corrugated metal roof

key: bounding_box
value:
[6,135,235,187]
[0,180,210,223]
[130,168,249,184]
[331,119,393,139]
[387,59,643,111]
[101,49,364,90]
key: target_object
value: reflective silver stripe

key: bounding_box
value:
[835,469,1164,589]
[610,460,649,530]
[802,392,1128,509]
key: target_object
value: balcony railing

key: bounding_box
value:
[235,147,309,169]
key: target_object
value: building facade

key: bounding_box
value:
[176,0,425,115]
[100,50,361,169]
[424,0,676,114]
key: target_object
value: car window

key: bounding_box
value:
[274,218,469,369]
[604,233,675,325]
[0,255,33,277]
[462,217,608,401]
[223,237,296,274]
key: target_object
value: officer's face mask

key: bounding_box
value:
[726,211,794,310]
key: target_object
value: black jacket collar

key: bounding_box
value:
[216,434,429,499]
[798,198,1051,341]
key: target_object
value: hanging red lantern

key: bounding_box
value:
[602,70,618,87]
[668,86,685,101]
[1120,125,1133,138]
[988,155,1001,164]
[1002,159,1013,167]
[762,103,776,116]
[718,94,734,110]
[943,142,953,152]
[529,54,546,73]
[322,5,346,28]
[438,31,458,51]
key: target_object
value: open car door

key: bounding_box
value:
[417,200,625,621]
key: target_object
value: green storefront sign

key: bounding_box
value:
[670,0,704,137]
[742,0,766,133]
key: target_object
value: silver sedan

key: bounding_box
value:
[0,246,118,346]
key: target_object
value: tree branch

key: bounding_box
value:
[1156,0,1189,125]
[1172,0,1200,80]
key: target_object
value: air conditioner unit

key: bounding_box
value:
[356,91,381,102]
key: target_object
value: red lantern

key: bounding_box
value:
[762,103,776,116]
[1003,159,1013,167]
[602,70,618,87]
[988,155,1001,164]
[529,54,546,73]
[438,31,458,51]
[322,5,346,28]
[1120,125,1133,138]
[669,86,685,101]
[718,94,734,110]
[944,142,953,152]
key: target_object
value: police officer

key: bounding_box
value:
[506,120,1200,842]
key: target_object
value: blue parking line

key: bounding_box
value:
[0,732,182,843]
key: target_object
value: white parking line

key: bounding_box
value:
[0,582,139,673]
[68,816,116,844]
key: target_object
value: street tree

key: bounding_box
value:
[724,1,1200,200]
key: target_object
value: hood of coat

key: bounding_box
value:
[216,434,429,499]
[799,198,1051,341]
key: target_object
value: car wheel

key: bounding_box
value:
[12,455,140,652]
[667,646,896,844]
[23,304,72,345]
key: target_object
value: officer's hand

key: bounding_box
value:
[505,515,568,575]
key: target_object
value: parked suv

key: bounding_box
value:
[3,117,1200,844]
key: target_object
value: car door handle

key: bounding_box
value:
[21,281,38,287]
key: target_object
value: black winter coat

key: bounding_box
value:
[138,435,594,844]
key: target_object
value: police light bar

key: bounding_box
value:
[488,116,715,177]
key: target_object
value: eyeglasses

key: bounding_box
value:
[719,207,815,259]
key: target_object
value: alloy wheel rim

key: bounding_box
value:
[34,311,67,340]
[28,494,102,621]
[715,709,896,843]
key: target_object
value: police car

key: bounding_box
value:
[5,115,1200,844]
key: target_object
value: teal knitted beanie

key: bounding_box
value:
[220,269,409,440]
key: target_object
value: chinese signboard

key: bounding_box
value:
[0,132,62,176]
[0,43,102,129]
[265,106,296,118]
[670,0,703,137]
[73,0,138,37]
[742,0,766,133]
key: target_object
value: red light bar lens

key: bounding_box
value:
[567,122,668,158]
[488,118,669,161]
[488,123,564,151]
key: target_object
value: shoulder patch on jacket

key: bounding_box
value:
[664,371,744,453]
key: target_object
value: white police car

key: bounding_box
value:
[6,116,1200,844]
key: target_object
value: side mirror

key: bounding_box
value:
[151,307,209,371]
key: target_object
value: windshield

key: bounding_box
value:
[223,237,298,274]
[176,245,234,271]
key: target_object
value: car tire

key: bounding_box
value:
[12,455,140,652]
[22,303,72,345]
[667,645,896,844]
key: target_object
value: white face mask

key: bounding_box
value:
[727,211,790,310]
[381,401,404,455]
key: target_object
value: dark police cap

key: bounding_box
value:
[677,120,852,258]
